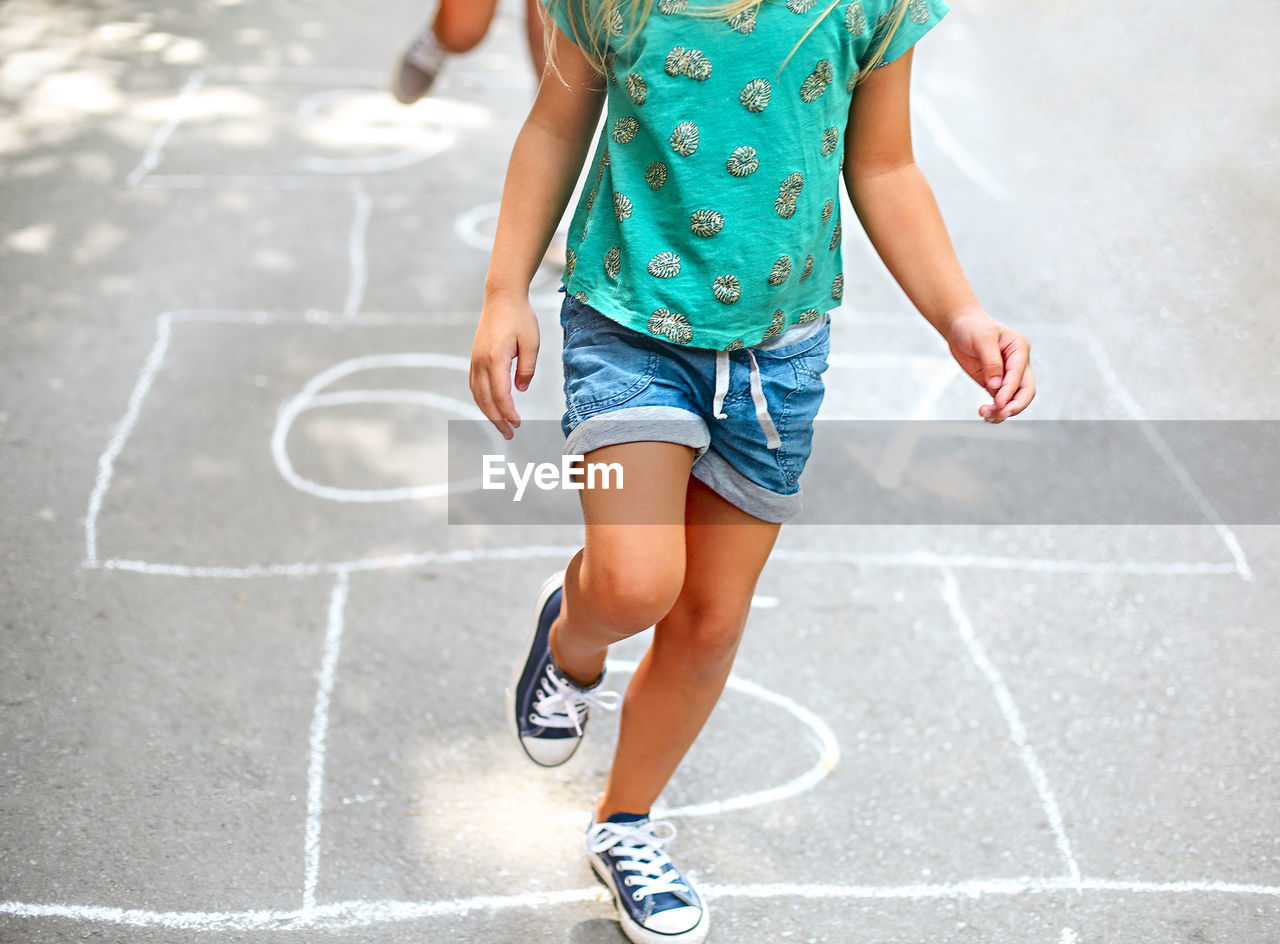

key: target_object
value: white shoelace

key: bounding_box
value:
[587,819,691,902]
[530,665,619,735]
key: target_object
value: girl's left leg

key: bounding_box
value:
[595,475,782,820]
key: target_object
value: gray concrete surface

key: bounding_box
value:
[2,0,1278,942]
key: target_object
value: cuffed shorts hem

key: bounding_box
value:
[690,448,803,523]
[564,405,711,458]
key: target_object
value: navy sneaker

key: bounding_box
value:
[508,571,618,767]
[587,812,709,944]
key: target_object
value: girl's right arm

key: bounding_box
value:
[470,21,606,439]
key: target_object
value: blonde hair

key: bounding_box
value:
[543,0,909,87]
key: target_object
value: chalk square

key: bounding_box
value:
[91,315,538,570]
[693,563,1073,885]
[949,568,1280,887]
[134,76,510,185]
[313,562,1065,907]
[0,575,329,911]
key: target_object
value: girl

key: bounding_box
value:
[470,1,1035,941]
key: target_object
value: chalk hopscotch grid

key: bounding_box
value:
[9,65,1274,938]
[52,305,1276,935]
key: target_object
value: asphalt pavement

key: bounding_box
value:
[2,0,1278,941]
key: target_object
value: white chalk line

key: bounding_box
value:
[86,546,1246,581]
[82,313,174,566]
[6,878,1278,932]
[343,185,371,320]
[125,70,206,187]
[136,174,448,192]
[1078,333,1253,582]
[166,307,479,327]
[597,661,840,820]
[206,66,388,85]
[1060,928,1079,944]
[302,572,349,915]
[202,64,529,90]
[768,548,1240,577]
[941,569,1082,890]
[455,201,500,251]
[873,363,965,488]
[912,90,1009,203]
[300,147,458,176]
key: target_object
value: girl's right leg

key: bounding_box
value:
[510,440,694,766]
[550,440,696,687]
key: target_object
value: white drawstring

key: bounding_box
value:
[745,349,782,450]
[712,350,730,420]
[712,348,781,449]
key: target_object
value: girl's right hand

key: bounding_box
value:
[470,297,540,439]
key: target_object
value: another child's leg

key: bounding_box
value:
[597,476,781,819]
[431,0,503,53]
[391,0,501,105]
[524,0,547,78]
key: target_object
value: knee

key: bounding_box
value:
[581,559,683,637]
[657,599,748,678]
[432,18,490,53]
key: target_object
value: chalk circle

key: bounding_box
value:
[294,89,487,174]
[272,353,505,503]
[455,202,501,252]
[456,203,563,298]
[605,658,840,819]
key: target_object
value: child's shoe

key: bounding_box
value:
[586,812,709,944]
[391,21,446,104]
[508,571,618,767]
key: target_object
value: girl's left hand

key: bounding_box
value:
[943,309,1036,422]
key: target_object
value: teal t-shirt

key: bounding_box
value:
[543,0,949,350]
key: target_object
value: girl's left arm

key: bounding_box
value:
[844,49,1035,422]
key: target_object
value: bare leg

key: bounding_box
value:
[431,0,502,54]
[596,477,781,819]
[549,441,696,687]
[525,0,547,77]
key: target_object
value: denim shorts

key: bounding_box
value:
[559,292,831,522]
